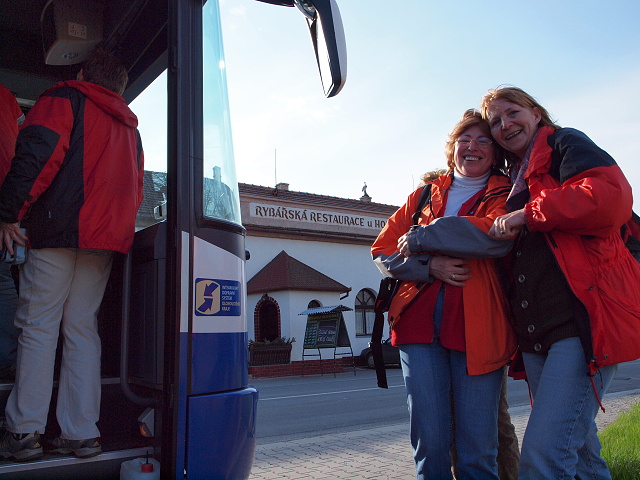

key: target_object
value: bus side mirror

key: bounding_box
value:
[294,0,347,97]
[255,0,347,97]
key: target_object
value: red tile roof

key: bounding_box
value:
[247,250,351,295]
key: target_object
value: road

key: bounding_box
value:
[251,359,640,444]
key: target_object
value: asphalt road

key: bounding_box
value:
[251,359,640,444]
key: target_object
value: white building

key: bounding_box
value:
[139,173,399,376]
[241,182,398,374]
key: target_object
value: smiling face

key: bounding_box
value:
[453,125,495,178]
[486,99,541,159]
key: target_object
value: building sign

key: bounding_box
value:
[194,278,242,316]
[249,202,387,231]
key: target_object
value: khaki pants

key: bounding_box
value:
[497,367,520,480]
[5,248,113,439]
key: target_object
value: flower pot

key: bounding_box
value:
[248,343,292,366]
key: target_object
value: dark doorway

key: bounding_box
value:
[257,300,279,341]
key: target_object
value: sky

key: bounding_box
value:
[136,0,640,209]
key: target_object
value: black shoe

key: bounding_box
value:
[0,429,43,462]
[48,436,102,458]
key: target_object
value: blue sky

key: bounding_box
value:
[136,1,640,209]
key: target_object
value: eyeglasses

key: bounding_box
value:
[456,137,493,147]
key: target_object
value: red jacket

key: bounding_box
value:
[372,174,517,375]
[0,83,22,183]
[525,127,640,372]
[0,80,144,254]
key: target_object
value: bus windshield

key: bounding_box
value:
[202,0,241,224]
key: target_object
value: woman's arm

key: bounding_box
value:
[404,216,514,258]
[526,128,633,237]
[372,186,470,285]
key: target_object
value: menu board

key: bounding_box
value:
[303,312,351,349]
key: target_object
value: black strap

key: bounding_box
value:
[412,183,433,225]
[625,211,640,262]
[371,184,432,388]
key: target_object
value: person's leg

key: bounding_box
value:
[399,343,453,480]
[5,249,75,434]
[451,350,502,480]
[497,367,520,480]
[519,337,616,480]
[56,249,113,440]
[574,366,617,480]
[0,262,18,374]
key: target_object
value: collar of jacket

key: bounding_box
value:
[525,126,557,180]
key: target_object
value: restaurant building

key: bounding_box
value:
[139,174,399,376]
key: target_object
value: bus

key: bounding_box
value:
[0,0,346,478]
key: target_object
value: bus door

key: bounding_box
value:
[166,1,346,477]
[0,0,346,478]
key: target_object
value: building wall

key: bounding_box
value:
[245,235,391,360]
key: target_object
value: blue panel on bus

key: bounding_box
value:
[191,332,248,394]
[186,387,258,480]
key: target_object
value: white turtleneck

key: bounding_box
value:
[443,170,490,217]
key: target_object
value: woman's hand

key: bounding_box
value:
[0,222,26,256]
[430,255,471,286]
[397,233,412,257]
[489,209,526,239]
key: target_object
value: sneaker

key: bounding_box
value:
[48,436,102,458]
[0,429,43,462]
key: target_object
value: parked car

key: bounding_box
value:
[360,338,400,368]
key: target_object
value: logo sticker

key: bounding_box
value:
[195,278,241,316]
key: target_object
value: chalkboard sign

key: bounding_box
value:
[303,312,351,349]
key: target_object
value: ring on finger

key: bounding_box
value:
[451,274,456,281]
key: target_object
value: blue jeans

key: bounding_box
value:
[399,287,502,480]
[520,337,617,480]
[0,262,18,372]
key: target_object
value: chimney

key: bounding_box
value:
[276,182,289,191]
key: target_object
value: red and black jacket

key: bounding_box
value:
[0,80,144,254]
[524,126,640,372]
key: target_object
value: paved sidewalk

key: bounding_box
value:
[249,389,640,480]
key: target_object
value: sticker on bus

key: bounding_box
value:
[194,278,242,316]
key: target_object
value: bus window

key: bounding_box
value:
[202,1,241,224]
[130,71,168,228]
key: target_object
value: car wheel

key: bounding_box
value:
[367,352,376,369]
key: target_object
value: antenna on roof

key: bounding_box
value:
[274,148,277,187]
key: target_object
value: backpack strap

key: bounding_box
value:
[372,183,433,388]
[622,211,640,262]
[412,183,433,225]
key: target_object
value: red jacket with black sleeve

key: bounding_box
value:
[0,80,144,254]
[525,126,640,372]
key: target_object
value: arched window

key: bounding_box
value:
[256,299,280,342]
[355,288,376,336]
[307,299,322,309]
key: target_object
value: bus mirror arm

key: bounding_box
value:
[120,252,158,406]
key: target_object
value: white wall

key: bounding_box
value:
[245,235,390,359]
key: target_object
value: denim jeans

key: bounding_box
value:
[398,289,502,480]
[520,337,617,480]
[0,262,18,372]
